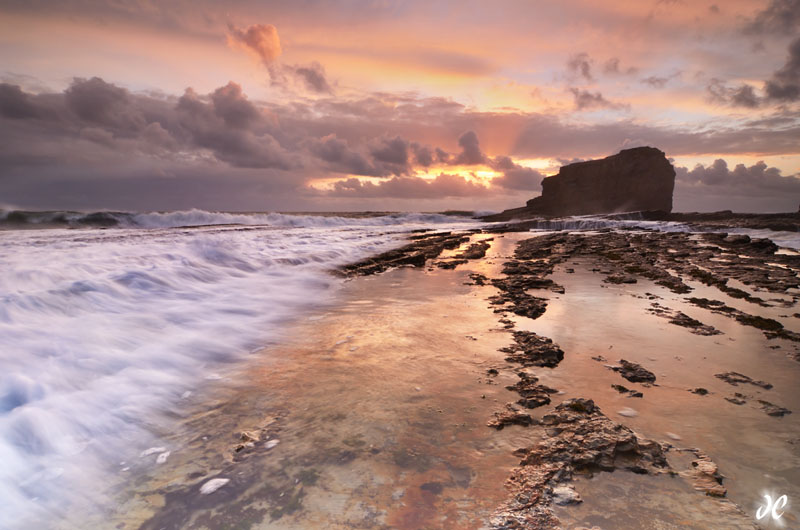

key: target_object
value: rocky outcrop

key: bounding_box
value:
[484,146,675,220]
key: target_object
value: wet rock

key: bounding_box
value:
[338,232,470,276]
[679,450,727,497]
[758,400,792,417]
[454,240,492,260]
[715,371,772,389]
[490,398,669,528]
[487,404,536,430]
[612,359,656,384]
[687,297,786,336]
[500,332,565,368]
[489,291,549,320]
[466,273,488,285]
[435,259,468,269]
[605,274,637,284]
[498,317,515,329]
[647,303,722,336]
[611,384,643,398]
[725,393,747,405]
[506,373,559,409]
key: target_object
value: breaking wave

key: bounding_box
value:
[0,208,478,230]
[0,217,480,527]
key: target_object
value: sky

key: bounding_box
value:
[1,0,799,213]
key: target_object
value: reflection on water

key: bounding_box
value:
[96,232,798,529]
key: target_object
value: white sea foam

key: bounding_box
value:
[0,216,478,527]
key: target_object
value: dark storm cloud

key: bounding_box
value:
[326,173,489,199]
[567,53,593,81]
[569,88,628,111]
[743,0,800,36]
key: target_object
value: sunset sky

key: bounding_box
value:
[1,0,799,212]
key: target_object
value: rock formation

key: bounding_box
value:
[485,146,675,220]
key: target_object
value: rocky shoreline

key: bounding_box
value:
[110,218,799,530]
[335,219,799,528]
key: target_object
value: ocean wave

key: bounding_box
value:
[0,208,478,230]
[1,220,475,527]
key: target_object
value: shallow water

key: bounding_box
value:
[0,214,483,528]
[94,231,800,529]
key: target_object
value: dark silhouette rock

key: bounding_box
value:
[484,146,675,220]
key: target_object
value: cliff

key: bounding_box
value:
[485,147,675,221]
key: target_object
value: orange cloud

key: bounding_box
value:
[227,24,282,66]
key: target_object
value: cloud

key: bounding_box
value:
[176,87,294,169]
[569,88,628,110]
[743,0,800,36]
[489,156,544,190]
[676,158,800,197]
[209,82,261,128]
[64,76,146,131]
[604,58,638,76]
[453,130,486,165]
[411,143,433,166]
[324,173,490,199]
[227,23,332,94]
[293,62,332,93]
[567,52,593,81]
[2,78,799,211]
[706,78,760,108]
[0,83,40,119]
[765,36,800,102]
[711,37,800,106]
[369,135,410,173]
[640,72,680,88]
[227,24,282,66]
[306,134,378,176]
